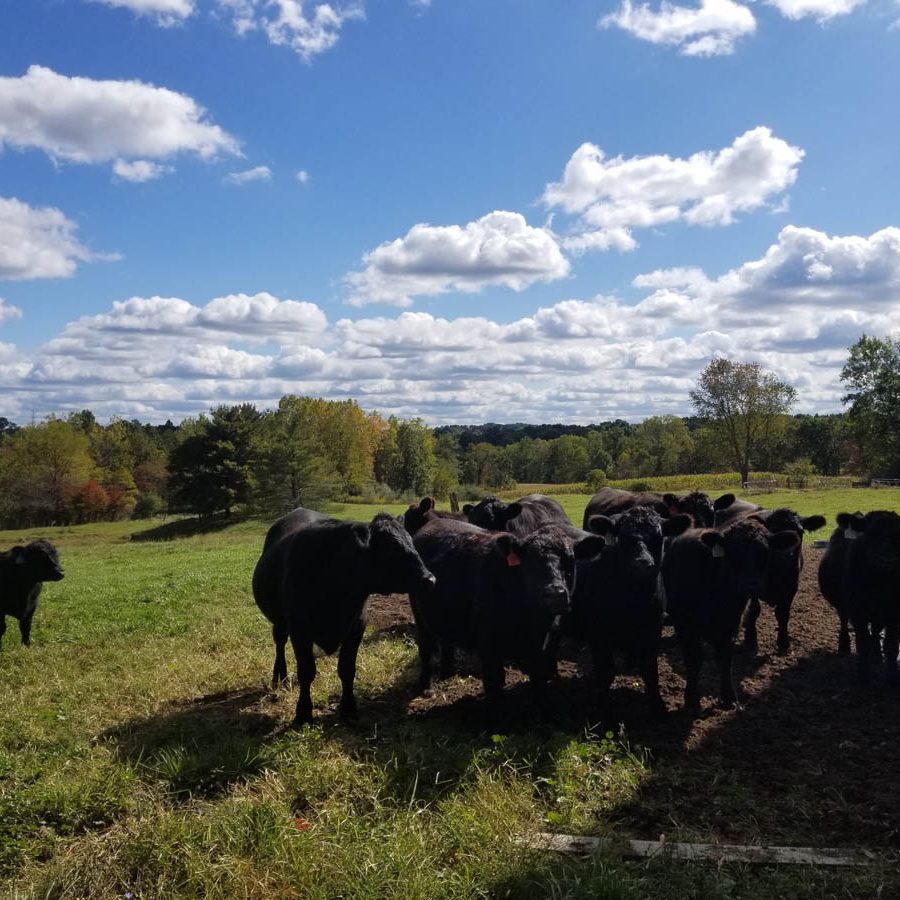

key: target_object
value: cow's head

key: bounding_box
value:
[363,514,436,594]
[463,496,522,531]
[401,496,436,535]
[664,491,718,528]
[701,518,799,597]
[19,540,64,582]
[588,508,691,582]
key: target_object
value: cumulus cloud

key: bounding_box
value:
[224,165,273,185]
[216,0,365,61]
[0,298,22,325]
[296,169,311,184]
[601,0,756,56]
[7,227,900,423]
[0,196,108,281]
[87,0,195,25]
[345,211,570,306]
[113,159,174,182]
[543,127,803,252]
[0,66,239,177]
[764,0,866,19]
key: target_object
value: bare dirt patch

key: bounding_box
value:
[364,548,900,851]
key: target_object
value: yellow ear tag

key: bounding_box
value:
[507,551,522,567]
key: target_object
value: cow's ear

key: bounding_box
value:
[502,502,522,522]
[769,530,800,553]
[701,531,726,557]
[713,493,736,511]
[801,514,827,533]
[662,493,679,506]
[493,534,523,567]
[574,535,606,560]
[662,514,692,537]
[419,497,435,513]
[349,524,370,550]
[462,504,473,515]
[586,515,616,544]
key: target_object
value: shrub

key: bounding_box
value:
[132,492,165,519]
[628,481,653,493]
[584,469,608,492]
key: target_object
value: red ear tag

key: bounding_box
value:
[507,551,522,567]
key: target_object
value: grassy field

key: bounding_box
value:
[2,488,899,898]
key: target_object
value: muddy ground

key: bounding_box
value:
[363,547,900,850]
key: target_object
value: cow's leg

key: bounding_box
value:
[337,617,366,720]
[18,611,34,647]
[591,641,616,719]
[439,642,456,680]
[838,614,851,654]
[679,632,703,715]
[291,636,317,725]
[740,598,760,654]
[713,640,739,709]
[479,645,506,708]
[851,616,873,687]
[774,597,793,656]
[883,623,900,689]
[272,622,290,689]
[638,647,666,716]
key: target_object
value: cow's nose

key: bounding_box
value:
[546,587,569,615]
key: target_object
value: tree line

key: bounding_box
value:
[0,334,897,528]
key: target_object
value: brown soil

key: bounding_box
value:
[364,548,900,850]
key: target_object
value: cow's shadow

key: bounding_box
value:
[130,516,245,542]
[101,686,285,799]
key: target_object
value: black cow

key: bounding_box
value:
[737,507,827,655]
[252,507,436,725]
[713,497,763,528]
[817,512,864,654]
[572,508,692,717]
[841,510,900,687]
[401,496,466,536]
[463,493,571,536]
[0,539,64,649]
[662,518,799,713]
[409,518,604,708]
[584,487,734,530]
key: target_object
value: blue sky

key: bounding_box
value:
[2,0,899,424]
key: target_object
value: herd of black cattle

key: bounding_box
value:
[2,489,899,728]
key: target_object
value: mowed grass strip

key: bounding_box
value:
[1,497,898,898]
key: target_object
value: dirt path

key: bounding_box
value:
[365,548,900,849]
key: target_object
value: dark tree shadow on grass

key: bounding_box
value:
[130,515,248,543]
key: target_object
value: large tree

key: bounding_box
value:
[840,334,900,475]
[690,359,797,484]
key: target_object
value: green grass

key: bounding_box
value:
[2,498,899,898]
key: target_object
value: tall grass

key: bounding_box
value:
[1,508,898,898]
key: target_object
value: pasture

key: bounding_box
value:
[2,488,900,898]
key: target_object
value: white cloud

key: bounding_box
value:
[0,298,22,325]
[113,159,174,182]
[601,0,756,56]
[87,0,195,25]
[764,0,866,20]
[7,227,900,422]
[224,165,273,185]
[0,66,240,176]
[216,0,365,61]
[296,169,311,184]
[0,196,106,281]
[543,127,803,252]
[345,210,571,306]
